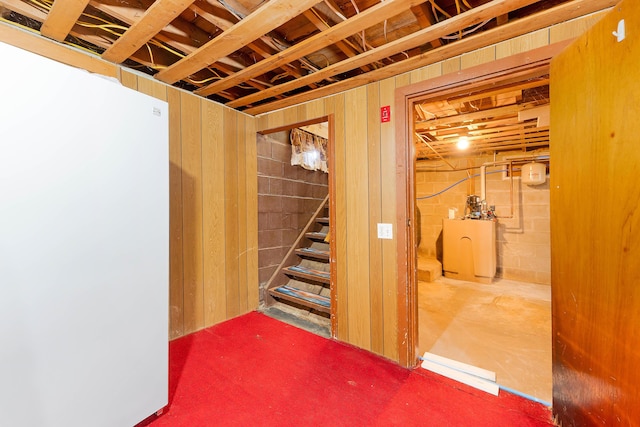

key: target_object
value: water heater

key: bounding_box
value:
[521,162,547,185]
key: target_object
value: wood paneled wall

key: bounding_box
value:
[113,72,259,339]
[94,71,260,339]
[256,12,606,363]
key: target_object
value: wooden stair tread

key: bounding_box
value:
[305,231,327,240]
[295,247,330,260]
[269,285,330,314]
[316,217,329,224]
[283,265,331,284]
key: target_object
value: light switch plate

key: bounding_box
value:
[377,223,393,239]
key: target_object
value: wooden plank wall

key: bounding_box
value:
[255,12,606,363]
[97,70,259,339]
[119,71,259,339]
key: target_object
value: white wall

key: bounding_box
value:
[0,42,168,426]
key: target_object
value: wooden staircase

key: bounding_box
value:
[266,196,331,318]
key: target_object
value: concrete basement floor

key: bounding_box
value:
[418,276,552,404]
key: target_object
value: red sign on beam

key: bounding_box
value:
[381,105,391,123]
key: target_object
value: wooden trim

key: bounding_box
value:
[155,0,321,84]
[394,42,569,100]
[40,0,90,42]
[0,21,118,78]
[258,116,329,134]
[101,0,194,63]
[394,41,570,368]
[327,113,338,339]
[394,85,414,367]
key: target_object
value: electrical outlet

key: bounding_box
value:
[377,223,393,240]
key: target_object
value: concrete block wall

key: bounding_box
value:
[257,132,329,289]
[416,151,550,285]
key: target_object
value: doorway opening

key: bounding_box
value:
[395,43,568,402]
[256,116,336,338]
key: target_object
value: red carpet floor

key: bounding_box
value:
[137,311,553,426]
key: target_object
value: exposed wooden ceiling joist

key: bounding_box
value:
[0,0,615,125]
[244,0,616,115]
[101,0,195,63]
[195,0,424,97]
[415,101,543,130]
[302,8,371,72]
[417,138,551,156]
[40,0,89,42]
[445,78,549,106]
[155,0,322,84]
[0,0,616,160]
[189,1,309,81]
[409,3,442,48]
[229,0,544,109]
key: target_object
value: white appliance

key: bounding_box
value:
[0,41,168,426]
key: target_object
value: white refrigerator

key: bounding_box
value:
[0,41,169,426]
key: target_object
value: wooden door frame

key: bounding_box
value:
[258,115,337,336]
[393,41,571,367]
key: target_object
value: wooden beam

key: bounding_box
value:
[102,0,195,63]
[415,102,541,130]
[1,0,46,21]
[417,141,551,159]
[496,13,509,26]
[89,0,211,53]
[419,132,550,150]
[228,0,542,108]
[0,21,117,78]
[40,0,90,42]
[190,1,309,80]
[1,0,175,71]
[431,120,540,137]
[410,3,443,47]
[194,0,424,97]
[155,0,322,84]
[302,9,371,72]
[87,0,275,93]
[442,127,550,144]
[244,0,616,115]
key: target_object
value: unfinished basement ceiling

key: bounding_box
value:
[0,0,613,118]
[414,75,550,160]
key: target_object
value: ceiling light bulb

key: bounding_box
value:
[457,136,470,150]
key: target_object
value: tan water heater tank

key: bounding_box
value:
[521,162,546,185]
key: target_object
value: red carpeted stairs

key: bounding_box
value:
[136,312,553,427]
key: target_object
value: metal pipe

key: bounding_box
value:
[480,165,487,201]
[478,160,515,219]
